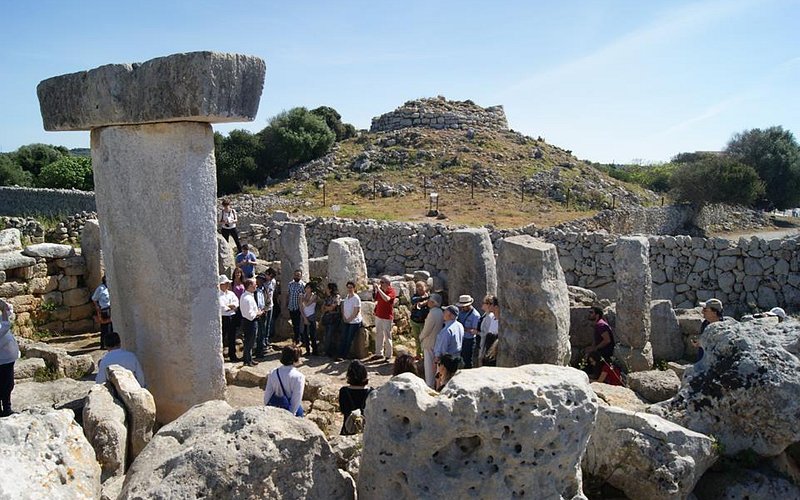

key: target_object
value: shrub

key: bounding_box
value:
[0,154,33,186]
[36,156,93,190]
[669,155,764,206]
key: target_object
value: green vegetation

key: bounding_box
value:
[36,156,94,190]
[669,155,764,207]
[1,143,92,190]
[33,365,61,382]
[0,154,33,186]
[260,107,336,174]
[596,162,676,193]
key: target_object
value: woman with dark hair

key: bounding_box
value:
[264,345,305,416]
[320,282,341,357]
[337,281,362,361]
[435,354,462,391]
[300,283,318,356]
[392,353,419,377]
[339,360,372,435]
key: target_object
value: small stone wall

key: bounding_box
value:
[369,96,508,133]
[2,212,97,245]
[0,186,96,217]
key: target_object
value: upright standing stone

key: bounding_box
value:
[614,236,653,371]
[650,300,683,361]
[81,219,104,293]
[327,237,368,293]
[448,227,497,302]
[496,235,570,366]
[278,222,309,340]
[37,52,266,423]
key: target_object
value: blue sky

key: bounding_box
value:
[1,0,797,163]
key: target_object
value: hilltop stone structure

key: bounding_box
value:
[37,51,266,422]
[370,96,508,133]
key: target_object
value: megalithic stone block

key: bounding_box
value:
[37,52,266,423]
[614,236,653,371]
[448,227,498,304]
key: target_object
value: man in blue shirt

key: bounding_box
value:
[456,295,480,369]
[434,305,464,363]
[235,244,257,279]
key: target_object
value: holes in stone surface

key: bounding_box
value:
[502,426,511,439]
[402,416,410,424]
[432,435,483,476]
[514,444,522,453]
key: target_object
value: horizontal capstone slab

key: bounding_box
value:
[37,51,266,131]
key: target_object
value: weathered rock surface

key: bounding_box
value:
[584,405,717,500]
[651,320,800,457]
[107,365,155,459]
[358,366,597,499]
[83,384,128,482]
[216,232,235,277]
[0,228,22,253]
[81,219,105,292]
[0,409,101,499]
[613,236,653,371]
[590,382,649,412]
[447,227,498,304]
[496,236,571,366]
[693,466,800,499]
[327,237,368,294]
[38,51,266,130]
[13,356,46,379]
[0,250,36,271]
[13,378,95,418]
[650,299,684,361]
[627,369,681,403]
[24,342,94,378]
[120,400,354,499]
[22,242,76,259]
[278,222,309,340]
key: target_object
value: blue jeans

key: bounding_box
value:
[461,337,475,369]
[339,322,361,358]
[254,309,273,358]
[301,315,318,354]
[324,320,341,356]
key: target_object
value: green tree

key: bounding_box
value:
[259,107,335,175]
[214,130,264,195]
[0,154,34,186]
[311,106,357,141]
[11,143,69,177]
[36,156,93,190]
[670,155,764,206]
[725,126,800,209]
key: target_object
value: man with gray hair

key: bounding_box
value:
[419,293,444,388]
[434,304,464,376]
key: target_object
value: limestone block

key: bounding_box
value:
[56,255,85,268]
[83,384,128,482]
[279,222,310,340]
[13,357,46,379]
[107,365,156,459]
[0,281,25,298]
[234,365,266,388]
[22,243,76,259]
[626,369,681,403]
[119,401,354,499]
[92,122,226,423]
[308,256,328,279]
[613,342,654,373]
[569,305,595,363]
[674,308,703,337]
[82,219,105,292]
[614,236,652,349]
[590,382,648,412]
[38,51,266,130]
[62,287,90,307]
[216,232,235,277]
[584,406,717,500]
[650,300,683,361]
[0,228,22,253]
[0,250,36,271]
[496,235,571,366]
[327,237,368,294]
[360,301,376,328]
[447,228,497,304]
[693,467,800,499]
[63,264,87,276]
[65,318,96,334]
[70,302,96,320]
[58,274,79,291]
[651,320,800,456]
[11,378,95,419]
[0,270,4,284]
[358,366,596,499]
[0,409,101,499]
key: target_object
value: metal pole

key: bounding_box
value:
[566,189,570,208]
[612,194,616,209]
[661,196,665,207]
[372,180,376,200]
[423,176,427,197]
[322,184,326,207]
[471,173,475,200]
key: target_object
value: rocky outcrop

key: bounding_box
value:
[327,237,368,293]
[83,384,128,482]
[590,382,649,412]
[12,378,95,419]
[652,320,800,457]
[358,366,597,499]
[107,365,155,459]
[584,406,717,500]
[626,370,681,403]
[694,466,800,499]
[0,409,101,499]
[496,236,571,366]
[120,400,354,499]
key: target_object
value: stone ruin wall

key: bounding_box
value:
[245,216,799,316]
[369,96,508,133]
[0,186,96,217]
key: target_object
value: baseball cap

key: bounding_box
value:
[699,298,723,313]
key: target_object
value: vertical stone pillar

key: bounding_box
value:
[613,236,653,371]
[277,222,309,340]
[496,235,571,366]
[37,52,266,422]
[80,219,104,293]
[448,228,497,302]
[327,237,368,294]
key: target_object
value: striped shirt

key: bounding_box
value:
[287,280,305,311]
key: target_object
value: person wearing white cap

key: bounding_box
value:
[766,307,787,322]
[218,274,239,362]
[455,294,480,369]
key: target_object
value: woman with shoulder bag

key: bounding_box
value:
[264,345,305,416]
[339,360,372,435]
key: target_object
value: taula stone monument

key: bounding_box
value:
[37,52,266,422]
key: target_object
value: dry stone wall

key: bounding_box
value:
[245,216,798,316]
[0,186,96,217]
[369,96,508,133]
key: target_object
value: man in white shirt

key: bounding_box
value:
[254,269,277,359]
[336,281,363,361]
[96,331,146,387]
[239,278,263,367]
[218,274,239,362]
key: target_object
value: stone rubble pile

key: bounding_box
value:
[370,96,508,133]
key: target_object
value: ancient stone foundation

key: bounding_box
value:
[614,236,653,371]
[370,96,508,133]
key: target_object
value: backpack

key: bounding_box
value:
[344,409,365,434]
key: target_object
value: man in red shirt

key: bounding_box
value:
[372,276,397,362]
